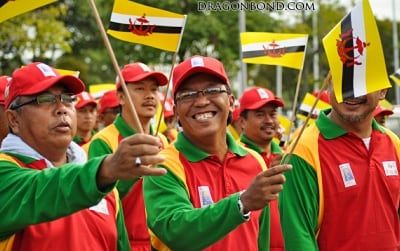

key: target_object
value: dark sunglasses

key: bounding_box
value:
[10,93,77,110]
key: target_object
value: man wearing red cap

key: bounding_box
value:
[98,90,120,128]
[143,55,291,251]
[0,62,166,251]
[280,74,400,250]
[0,75,11,143]
[86,62,169,251]
[73,91,98,146]
[239,86,285,251]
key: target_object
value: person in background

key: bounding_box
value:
[373,104,393,126]
[0,62,166,251]
[144,55,291,251]
[73,91,97,146]
[239,86,285,251]
[0,75,10,143]
[86,62,168,251]
[280,74,400,250]
[98,90,120,128]
[162,97,178,143]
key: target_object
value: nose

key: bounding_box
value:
[54,99,69,116]
[193,91,210,106]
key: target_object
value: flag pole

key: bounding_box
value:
[282,74,329,164]
[155,15,187,135]
[87,0,143,133]
[284,35,309,148]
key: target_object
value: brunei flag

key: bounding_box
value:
[322,0,391,103]
[107,0,186,52]
[390,69,400,86]
[0,0,56,23]
[297,93,331,122]
[240,32,308,69]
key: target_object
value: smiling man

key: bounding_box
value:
[280,74,400,250]
[143,55,291,251]
[86,62,168,251]
[239,87,285,251]
[0,62,166,251]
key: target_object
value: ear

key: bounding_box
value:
[228,95,235,113]
[6,110,21,134]
[378,88,388,100]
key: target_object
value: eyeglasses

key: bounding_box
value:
[175,86,228,103]
[10,93,77,110]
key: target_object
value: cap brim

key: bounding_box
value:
[374,109,394,117]
[22,75,85,96]
[99,101,120,114]
[242,98,284,112]
[174,67,228,94]
[121,72,168,88]
[75,100,97,109]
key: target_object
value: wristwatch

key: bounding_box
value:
[238,191,251,220]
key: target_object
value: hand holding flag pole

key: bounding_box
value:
[87,0,143,133]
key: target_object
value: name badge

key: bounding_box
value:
[198,186,214,208]
[382,161,398,176]
[89,198,109,215]
[339,163,356,187]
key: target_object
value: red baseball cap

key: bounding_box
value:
[172,55,229,95]
[99,90,120,114]
[232,107,240,121]
[373,104,394,117]
[116,62,168,89]
[75,91,97,109]
[0,75,11,105]
[239,87,284,113]
[312,90,330,104]
[5,62,85,109]
[163,98,175,118]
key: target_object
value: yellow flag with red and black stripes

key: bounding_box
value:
[390,69,400,86]
[322,0,391,103]
[0,0,56,23]
[297,93,331,121]
[107,0,186,52]
[240,32,308,69]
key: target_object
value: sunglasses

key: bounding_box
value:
[175,86,228,103]
[10,93,77,110]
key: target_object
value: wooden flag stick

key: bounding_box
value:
[155,15,187,135]
[284,35,309,147]
[87,0,143,133]
[282,75,329,165]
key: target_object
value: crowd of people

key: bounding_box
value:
[0,55,398,251]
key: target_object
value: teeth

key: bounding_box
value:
[194,112,213,121]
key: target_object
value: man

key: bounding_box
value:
[143,55,291,251]
[239,87,285,251]
[73,91,98,146]
[0,62,166,251]
[0,75,10,143]
[98,90,120,128]
[87,62,168,251]
[373,104,393,126]
[280,74,400,250]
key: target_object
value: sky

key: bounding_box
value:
[339,0,400,21]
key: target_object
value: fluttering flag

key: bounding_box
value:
[240,32,308,69]
[107,0,186,52]
[390,69,400,86]
[322,0,391,103]
[297,93,331,121]
[0,0,56,23]
[89,83,116,99]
